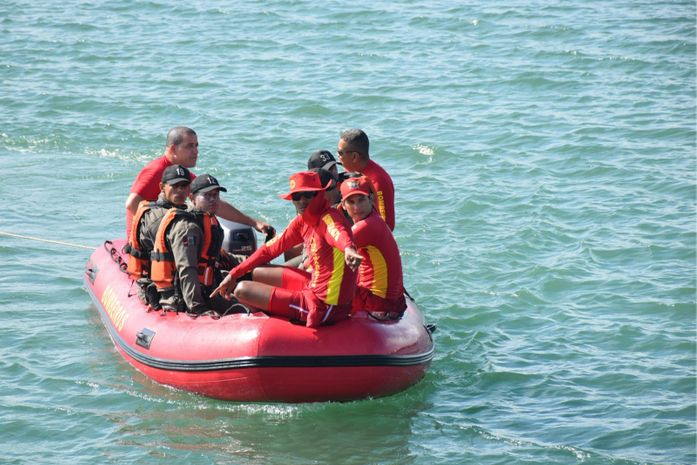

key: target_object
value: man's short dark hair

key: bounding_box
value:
[166,127,197,148]
[339,128,369,157]
[310,168,336,189]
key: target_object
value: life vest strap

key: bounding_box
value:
[123,243,149,259]
[151,250,175,262]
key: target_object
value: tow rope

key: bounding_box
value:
[0,230,94,250]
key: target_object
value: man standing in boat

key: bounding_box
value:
[340,176,406,319]
[124,126,274,238]
[211,170,363,328]
[336,128,396,231]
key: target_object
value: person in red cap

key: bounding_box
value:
[211,170,363,328]
[337,128,396,231]
[125,126,274,237]
[340,176,406,318]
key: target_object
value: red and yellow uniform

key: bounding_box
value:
[228,194,356,327]
[362,159,395,231]
[351,210,405,313]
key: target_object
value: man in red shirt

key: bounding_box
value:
[336,128,396,231]
[340,176,406,318]
[211,170,362,328]
[125,126,274,236]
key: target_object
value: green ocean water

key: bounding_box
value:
[1,1,695,464]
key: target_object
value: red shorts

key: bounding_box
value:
[267,267,351,328]
[352,287,407,314]
[280,267,310,290]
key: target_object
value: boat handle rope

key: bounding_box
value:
[104,240,128,273]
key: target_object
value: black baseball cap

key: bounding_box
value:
[307,150,340,171]
[190,174,228,195]
[161,164,192,185]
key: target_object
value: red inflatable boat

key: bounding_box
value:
[84,239,435,402]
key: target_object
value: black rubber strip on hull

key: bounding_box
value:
[87,283,434,373]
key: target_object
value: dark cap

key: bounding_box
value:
[190,174,228,195]
[307,150,339,171]
[311,167,337,187]
[161,164,192,185]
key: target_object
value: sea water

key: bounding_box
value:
[0,1,694,464]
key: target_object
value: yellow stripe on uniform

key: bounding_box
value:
[320,214,346,304]
[366,245,388,298]
[325,247,345,305]
[322,213,341,242]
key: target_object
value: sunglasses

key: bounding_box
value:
[291,191,317,202]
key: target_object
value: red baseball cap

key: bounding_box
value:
[280,171,332,200]
[340,176,373,201]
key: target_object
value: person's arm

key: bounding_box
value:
[371,179,395,231]
[211,217,303,298]
[169,222,207,313]
[126,160,162,234]
[320,212,362,271]
[216,199,275,236]
[125,192,144,217]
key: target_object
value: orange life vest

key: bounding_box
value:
[150,208,224,291]
[123,200,160,280]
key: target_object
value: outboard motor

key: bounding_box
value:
[219,218,257,256]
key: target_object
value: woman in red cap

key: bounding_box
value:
[211,170,362,328]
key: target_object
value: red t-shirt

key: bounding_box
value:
[230,207,356,306]
[362,159,395,231]
[126,155,195,234]
[351,210,403,301]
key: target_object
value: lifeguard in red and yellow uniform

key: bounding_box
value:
[340,176,406,319]
[212,170,363,328]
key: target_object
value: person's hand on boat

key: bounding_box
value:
[210,274,237,300]
[344,247,362,271]
[255,221,275,238]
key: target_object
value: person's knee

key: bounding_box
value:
[233,280,251,301]
[250,267,265,281]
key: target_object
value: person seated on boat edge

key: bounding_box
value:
[340,176,406,320]
[124,126,275,239]
[189,174,248,273]
[283,165,342,268]
[148,173,249,317]
[337,128,396,231]
[211,170,363,328]
[177,174,251,315]
[124,164,192,308]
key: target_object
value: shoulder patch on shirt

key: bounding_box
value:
[183,233,197,248]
